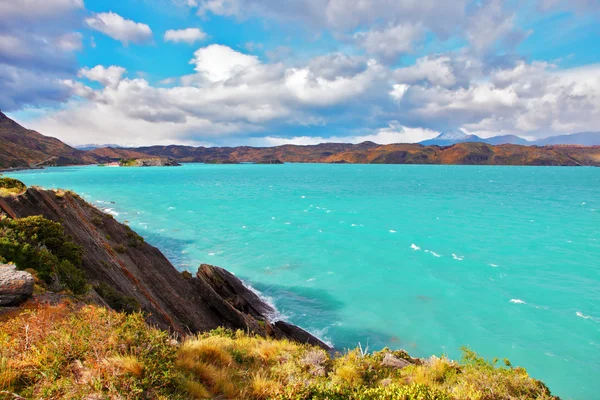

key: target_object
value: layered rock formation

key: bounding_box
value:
[0,187,328,349]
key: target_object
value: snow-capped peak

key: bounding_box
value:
[435,131,469,141]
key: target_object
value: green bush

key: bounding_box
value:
[95,282,141,313]
[0,215,87,295]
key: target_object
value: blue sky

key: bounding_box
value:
[1,0,599,146]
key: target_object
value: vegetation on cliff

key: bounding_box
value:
[0,301,557,400]
[0,178,26,196]
[0,215,87,295]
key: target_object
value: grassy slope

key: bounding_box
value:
[0,302,557,400]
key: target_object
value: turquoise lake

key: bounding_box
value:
[7,164,600,399]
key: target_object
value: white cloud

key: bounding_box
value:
[164,28,207,44]
[393,56,460,88]
[353,23,423,61]
[22,46,390,145]
[85,12,153,45]
[255,123,438,146]
[392,59,600,137]
[197,0,241,17]
[189,44,261,82]
[55,32,83,52]
[194,0,467,36]
[466,0,527,53]
[78,65,127,88]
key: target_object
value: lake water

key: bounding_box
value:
[7,163,600,399]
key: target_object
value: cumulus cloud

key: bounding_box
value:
[353,23,423,62]
[78,65,127,88]
[22,45,389,145]
[189,44,261,82]
[466,0,529,54]
[391,58,600,136]
[85,12,153,45]
[164,28,207,44]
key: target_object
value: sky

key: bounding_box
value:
[1,0,599,147]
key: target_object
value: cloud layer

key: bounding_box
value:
[3,0,600,147]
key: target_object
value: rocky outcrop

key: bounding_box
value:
[0,187,329,349]
[0,264,34,306]
[382,353,413,369]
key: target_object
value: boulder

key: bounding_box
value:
[382,353,413,369]
[0,264,34,306]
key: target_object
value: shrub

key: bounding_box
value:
[94,282,141,313]
[113,244,127,253]
[125,225,144,247]
[0,304,185,399]
[0,215,87,294]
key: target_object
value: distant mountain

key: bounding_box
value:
[420,131,598,146]
[533,132,600,146]
[420,131,485,146]
[484,135,530,145]
[0,111,103,169]
[75,144,122,151]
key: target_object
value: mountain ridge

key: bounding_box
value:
[419,130,599,146]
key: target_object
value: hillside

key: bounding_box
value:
[0,111,103,169]
[93,142,600,166]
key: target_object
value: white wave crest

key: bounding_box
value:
[411,244,421,251]
[103,208,119,217]
[510,299,526,304]
[576,312,600,322]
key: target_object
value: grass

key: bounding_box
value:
[0,177,26,196]
[0,303,558,400]
[0,303,184,399]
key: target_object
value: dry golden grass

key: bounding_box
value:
[0,303,185,399]
[0,302,559,400]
